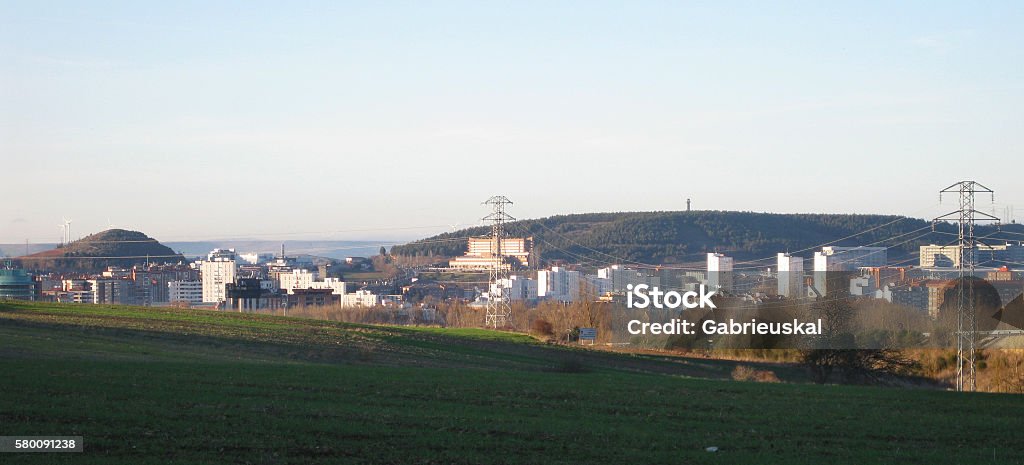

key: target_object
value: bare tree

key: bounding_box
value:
[801,290,918,384]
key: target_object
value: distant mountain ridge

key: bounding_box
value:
[16,229,184,272]
[1,240,388,261]
[163,240,388,260]
[391,211,1024,266]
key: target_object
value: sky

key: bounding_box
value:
[2,1,1023,244]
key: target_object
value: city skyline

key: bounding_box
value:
[3,1,1023,243]
[5,2,1024,456]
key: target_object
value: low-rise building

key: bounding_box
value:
[448,237,533,270]
[169,280,203,305]
[341,289,379,307]
[493,275,537,302]
[226,278,284,311]
[0,267,35,301]
[287,288,339,308]
[597,265,661,293]
[920,243,1024,268]
[278,269,347,295]
[876,283,929,312]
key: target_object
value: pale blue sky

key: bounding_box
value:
[2,1,1022,243]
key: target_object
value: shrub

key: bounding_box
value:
[732,365,757,381]
[732,365,780,383]
[531,317,554,337]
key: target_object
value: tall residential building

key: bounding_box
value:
[201,254,237,304]
[88,278,135,305]
[926,280,951,318]
[707,253,734,294]
[537,267,580,302]
[776,253,804,298]
[138,265,197,304]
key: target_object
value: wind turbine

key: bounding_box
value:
[57,224,66,247]
[62,217,73,244]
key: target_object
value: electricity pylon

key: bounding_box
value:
[483,196,515,328]
[934,181,999,391]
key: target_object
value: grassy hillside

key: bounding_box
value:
[2,301,1023,464]
[392,211,1024,265]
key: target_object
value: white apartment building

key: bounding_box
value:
[707,253,734,294]
[341,289,379,307]
[492,275,538,301]
[201,257,237,304]
[278,269,316,293]
[777,253,804,298]
[278,269,347,296]
[919,243,1024,268]
[537,267,580,302]
[168,280,203,305]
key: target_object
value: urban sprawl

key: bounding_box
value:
[3,236,1024,322]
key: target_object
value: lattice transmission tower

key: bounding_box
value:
[934,181,999,391]
[483,195,515,328]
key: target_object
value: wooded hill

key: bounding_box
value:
[391,211,1023,266]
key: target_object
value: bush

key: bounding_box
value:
[732,365,757,381]
[802,348,920,384]
[530,317,554,337]
[732,365,781,383]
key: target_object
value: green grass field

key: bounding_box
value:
[2,301,1023,464]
